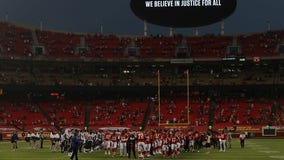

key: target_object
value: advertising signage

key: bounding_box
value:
[130,0,237,27]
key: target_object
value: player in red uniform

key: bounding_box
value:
[153,130,162,155]
[104,130,111,155]
[179,131,185,153]
[219,131,227,152]
[110,131,118,157]
[205,132,212,154]
[188,132,194,152]
[144,131,152,158]
[170,132,178,159]
[162,133,169,158]
[137,130,145,159]
[212,132,219,149]
[119,130,128,157]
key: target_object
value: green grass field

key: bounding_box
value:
[0,139,283,160]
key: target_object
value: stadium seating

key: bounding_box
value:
[1,21,284,59]
[1,21,284,133]
[36,30,80,58]
[0,101,50,131]
[1,97,283,132]
[148,99,209,127]
[89,100,148,129]
[85,34,130,58]
[238,31,284,57]
[187,35,233,58]
[38,101,85,127]
[213,99,274,126]
[135,35,183,58]
[0,22,33,57]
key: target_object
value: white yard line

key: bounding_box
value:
[246,140,284,159]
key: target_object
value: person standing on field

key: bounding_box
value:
[70,130,80,160]
[11,131,18,151]
[205,132,212,154]
[239,132,246,148]
[227,131,232,149]
[127,133,137,159]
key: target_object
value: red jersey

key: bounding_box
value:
[111,134,118,142]
[120,133,128,143]
[220,133,227,140]
[179,133,185,140]
[214,134,219,140]
[137,131,145,142]
[145,134,151,144]
[194,132,200,140]
[154,133,160,140]
[105,132,111,141]
[170,135,177,144]
[162,136,169,145]
[187,134,193,141]
[179,133,185,142]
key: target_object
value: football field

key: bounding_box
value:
[0,139,283,160]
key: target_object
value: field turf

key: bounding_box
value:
[0,139,283,160]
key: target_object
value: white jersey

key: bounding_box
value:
[54,133,60,141]
[35,133,40,139]
[50,132,54,139]
[240,134,246,140]
[60,133,66,142]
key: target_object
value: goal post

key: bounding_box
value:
[157,69,191,128]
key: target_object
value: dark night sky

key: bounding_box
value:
[0,0,283,35]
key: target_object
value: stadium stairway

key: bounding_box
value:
[31,29,39,45]
[208,99,215,128]
[36,103,61,131]
[84,102,90,130]
[141,99,154,130]
[269,101,279,126]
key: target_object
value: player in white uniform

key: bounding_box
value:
[50,132,55,152]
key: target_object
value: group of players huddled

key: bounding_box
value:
[24,131,45,149]
[42,127,233,159]
[48,129,103,154]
